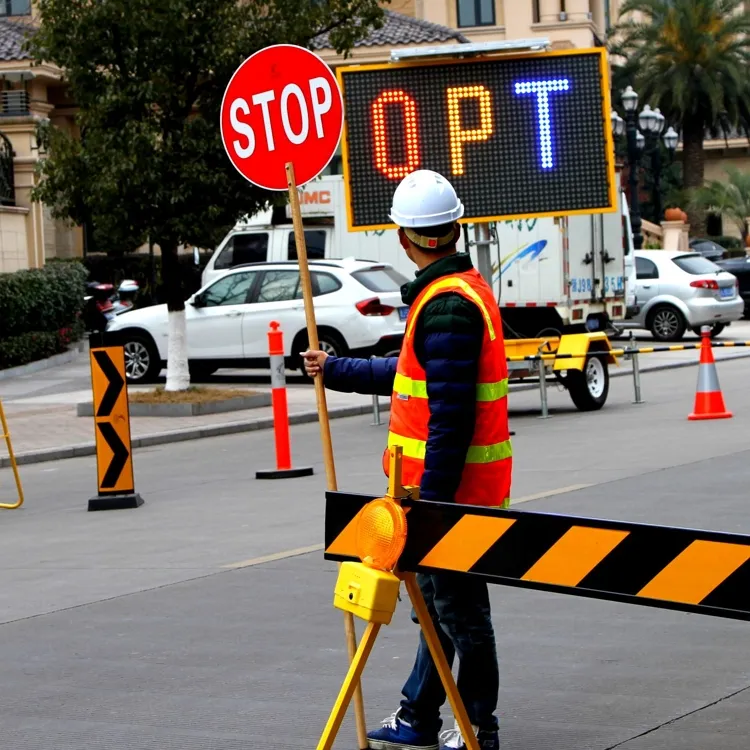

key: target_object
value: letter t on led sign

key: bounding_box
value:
[514,79,570,169]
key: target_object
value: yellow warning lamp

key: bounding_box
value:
[333,498,407,625]
[356,497,407,571]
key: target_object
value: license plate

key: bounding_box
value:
[399,306,409,320]
[720,286,734,299]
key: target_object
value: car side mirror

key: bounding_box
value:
[191,293,205,308]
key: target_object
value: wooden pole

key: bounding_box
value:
[285,162,368,749]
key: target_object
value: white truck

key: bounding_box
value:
[201,174,635,411]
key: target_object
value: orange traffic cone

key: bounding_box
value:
[688,327,732,420]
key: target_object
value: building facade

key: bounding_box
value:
[1,0,748,274]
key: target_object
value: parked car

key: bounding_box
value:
[106,259,409,383]
[716,255,750,318]
[689,238,726,262]
[615,250,743,341]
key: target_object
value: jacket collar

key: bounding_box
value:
[401,253,475,305]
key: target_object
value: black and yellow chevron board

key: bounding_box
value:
[325,492,750,622]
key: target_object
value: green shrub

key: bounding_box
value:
[0,261,88,339]
[0,331,67,369]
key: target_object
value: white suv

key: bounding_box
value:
[107,258,409,383]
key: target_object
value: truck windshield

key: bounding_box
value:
[672,254,722,275]
[352,267,409,292]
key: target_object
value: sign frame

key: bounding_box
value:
[336,47,618,232]
[88,344,143,511]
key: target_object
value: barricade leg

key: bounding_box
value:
[0,400,24,509]
[316,622,381,750]
[404,573,481,750]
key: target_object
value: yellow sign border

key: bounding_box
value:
[335,47,618,233]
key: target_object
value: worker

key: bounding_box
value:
[302,169,511,750]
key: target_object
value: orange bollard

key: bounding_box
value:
[256,321,314,479]
[688,326,733,421]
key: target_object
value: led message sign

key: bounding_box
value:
[336,48,616,231]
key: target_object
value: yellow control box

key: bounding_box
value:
[333,561,401,624]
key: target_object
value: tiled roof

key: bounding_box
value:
[312,10,468,50]
[0,18,33,62]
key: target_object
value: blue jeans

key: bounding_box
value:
[399,573,499,735]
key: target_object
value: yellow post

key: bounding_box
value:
[0,400,24,509]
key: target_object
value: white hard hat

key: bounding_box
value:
[389,169,464,229]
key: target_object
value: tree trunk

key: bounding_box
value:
[161,242,190,392]
[682,120,706,237]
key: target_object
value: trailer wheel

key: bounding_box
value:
[566,354,609,411]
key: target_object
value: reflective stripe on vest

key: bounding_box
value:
[388,431,513,463]
[405,277,497,342]
[393,372,509,402]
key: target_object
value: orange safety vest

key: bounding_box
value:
[383,268,512,507]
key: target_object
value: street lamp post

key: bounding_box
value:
[639,104,666,227]
[621,86,643,249]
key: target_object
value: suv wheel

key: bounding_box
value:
[123,334,161,383]
[297,330,347,378]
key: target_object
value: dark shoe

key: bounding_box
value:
[367,710,439,750]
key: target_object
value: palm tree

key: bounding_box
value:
[691,164,750,242]
[611,0,750,235]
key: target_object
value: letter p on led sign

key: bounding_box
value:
[337,48,617,231]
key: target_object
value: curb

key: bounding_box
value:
[0,341,87,382]
[0,401,392,469]
[3,351,749,469]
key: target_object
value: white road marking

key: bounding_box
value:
[511,483,592,505]
[223,543,324,569]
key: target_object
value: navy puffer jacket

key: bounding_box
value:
[323,253,484,502]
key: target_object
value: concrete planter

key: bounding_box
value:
[77,392,271,418]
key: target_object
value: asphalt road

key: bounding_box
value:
[1,358,750,748]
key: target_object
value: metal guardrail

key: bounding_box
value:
[0,400,24,509]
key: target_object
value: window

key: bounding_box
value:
[313,272,342,296]
[215,232,268,270]
[352,266,409,292]
[635,257,659,280]
[256,270,301,302]
[288,230,326,260]
[202,272,256,307]
[457,0,495,27]
[0,0,31,16]
[672,254,721,275]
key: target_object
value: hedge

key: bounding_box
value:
[0,261,87,370]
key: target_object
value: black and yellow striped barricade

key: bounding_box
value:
[325,491,750,623]
[0,399,24,509]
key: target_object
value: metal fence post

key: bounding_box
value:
[628,331,644,404]
[370,356,382,426]
[537,357,550,419]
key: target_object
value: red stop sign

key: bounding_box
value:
[221,44,343,191]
